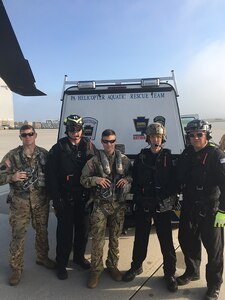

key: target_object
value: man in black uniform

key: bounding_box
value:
[122,122,178,292]
[46,114,96,280]
[177,119,225,300]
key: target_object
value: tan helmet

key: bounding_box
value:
[145,122,166,143]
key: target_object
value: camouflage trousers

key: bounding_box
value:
[90,201,125,272]
[9,193,50,271]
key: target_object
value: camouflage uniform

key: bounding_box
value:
[80,149,132,272]
[0,145,50,272]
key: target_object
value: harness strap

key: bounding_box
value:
[164,155,167,167]
[202,153,208,165]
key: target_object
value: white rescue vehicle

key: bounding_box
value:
[58,70,185,157]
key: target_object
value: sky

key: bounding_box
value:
[3,0,225,121]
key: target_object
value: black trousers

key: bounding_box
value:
[178,209,224,288]
[131,208,176,277]
[56,197,89,268]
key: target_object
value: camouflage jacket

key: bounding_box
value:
[0,145,48,193]
[80,150,132,202]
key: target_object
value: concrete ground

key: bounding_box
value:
[0,189,224,300]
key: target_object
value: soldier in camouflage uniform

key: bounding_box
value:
[80,129,132,288]
[0,125,55,286]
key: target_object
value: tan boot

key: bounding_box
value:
[87,271,101,288]
[9,269,22,286]
[107,267,122,281]
[36,257,56,269]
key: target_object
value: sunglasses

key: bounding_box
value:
[189,132,204,138]
[102,139,116,144]
[20,132,35,138]
[68,126,82,132]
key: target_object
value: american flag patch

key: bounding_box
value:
[5,159,11,168]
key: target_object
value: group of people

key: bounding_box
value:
[0,114,225,300]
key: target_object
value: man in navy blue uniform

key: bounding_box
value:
[123,122,178,293]
[177,119,225,300]
[46,114,96,280]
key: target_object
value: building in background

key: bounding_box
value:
[0,77,14,129]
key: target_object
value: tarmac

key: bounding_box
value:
[0,129,224,299]
[0,188,224,300]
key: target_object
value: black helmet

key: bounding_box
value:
[64,114,83,126]
[185,119,211,133]
[185,119,212,140]
[64,114,83,134]
[145,122,166,143]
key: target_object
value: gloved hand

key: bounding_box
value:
[214,210,225,227]
[53,198,65,211]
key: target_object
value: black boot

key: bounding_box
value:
[73,257,91,270]
[57,266,68,280]
[122,266,143,282]
[177,270,200,285]
[164,275,178,292]
[205,286,220,300]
